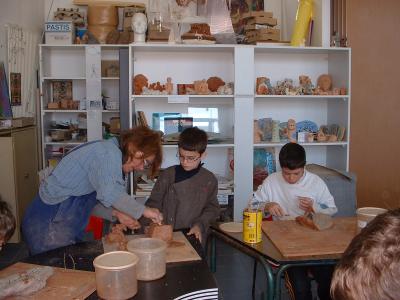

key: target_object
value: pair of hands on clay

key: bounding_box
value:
[187,224,202,243]
[112,207,163,230]
[265,197,314,217]
[112,210,141,230]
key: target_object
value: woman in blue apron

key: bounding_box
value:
[22,126,163,255]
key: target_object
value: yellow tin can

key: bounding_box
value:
[243,209,263,243]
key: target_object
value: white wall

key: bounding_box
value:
[0,0,45,117]
[0,0,45,69]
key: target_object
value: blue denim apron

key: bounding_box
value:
[22,141,102,255]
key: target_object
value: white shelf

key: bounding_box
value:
[254,45,351,54]
[102,110,120,113]
[131,43,235,53]
[42,77,86,80]
[132,95,233,99]
[162,143,234,148]
[45,141,85,146]
[254,142,348,147]
[43,110,86,113]
[255,95,349,100]
[102,77,120,80]
[40,44,129,49]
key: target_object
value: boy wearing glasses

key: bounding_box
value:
[145,127,220,244]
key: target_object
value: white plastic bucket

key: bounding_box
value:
[93,251,139,300]
[356,207,388,232]
[127,237,167,281]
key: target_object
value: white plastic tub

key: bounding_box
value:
[93,251,139,300]
[127,238,167,281]
[356,207,388,232]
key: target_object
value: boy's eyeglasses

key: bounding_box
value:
[176,152,201,162]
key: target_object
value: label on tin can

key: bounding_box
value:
[243,209,263,243]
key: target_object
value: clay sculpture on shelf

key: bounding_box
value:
[165,77,173,95]
[193,79,210,95]
[181,23,216,44]
[254,120,263,143]
[284,119,297,142]
[314,74,333,95]
[299,75,314,95]
[207,76,225,92]
[133,74,148,95]
[256,77,270,95]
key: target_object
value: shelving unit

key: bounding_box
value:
[39,44,128,167]
[129,44,236,207]
[127,44,351,221]
[254,46,351,172]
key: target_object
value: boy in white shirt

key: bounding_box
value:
[253,142,337,300]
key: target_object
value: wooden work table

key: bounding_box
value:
[16,229,218,299]
[209,217,357,300]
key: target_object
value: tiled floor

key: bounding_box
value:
[210,239,292,300]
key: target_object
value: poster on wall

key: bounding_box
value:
[0,62,13,118]
[10,72,21,106]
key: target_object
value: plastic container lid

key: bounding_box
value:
[356,207,388,217]
[93,251,139,270]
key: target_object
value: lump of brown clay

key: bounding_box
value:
[105,224,128,250]
[147,224,173,243]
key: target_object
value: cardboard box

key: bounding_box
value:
[242,11,273,19]
[45,21,75,45]
[110,117,120,134]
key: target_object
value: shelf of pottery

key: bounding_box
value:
[129,44,236,199]
[39,44,126,167]
[128,44,350,219]
[253,46,350,175]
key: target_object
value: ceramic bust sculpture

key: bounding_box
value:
[131,12,147,43]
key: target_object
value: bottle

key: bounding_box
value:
[291,0,314,47]
[243,201,263,243]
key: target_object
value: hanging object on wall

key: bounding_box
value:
[290,0,314,47]
[0,62,13,118]
[10,73,21,106]
[6,24,40,118]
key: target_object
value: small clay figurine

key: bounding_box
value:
[284,119,297,142]
[194,79,210,95]
[131,12,147,43]
[165,77,173,95]
[253,120,263,143]
[307,132,315,143]
[271,120,280,142]
[133,74,148,95]
[207,77,225,92]
[299,75,314,95]
[315,74,332,95]
[256,77,269,95]
[317,129,327,142]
